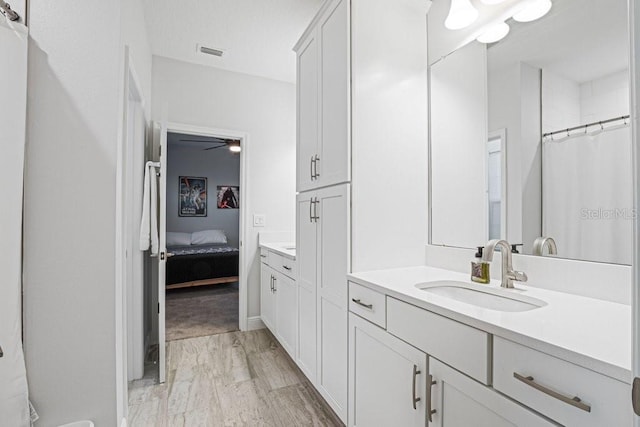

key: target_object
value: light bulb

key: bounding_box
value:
[476,22,510,43]
[445,0,479,30]
[512,0,552,22]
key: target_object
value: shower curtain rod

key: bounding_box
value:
[543,115,630,138]
[0,0,19,21]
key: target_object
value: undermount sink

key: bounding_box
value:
[416,280,546,312]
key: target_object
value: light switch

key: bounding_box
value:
[253,214,266,227]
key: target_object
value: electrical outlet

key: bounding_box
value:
[253,214,266,227]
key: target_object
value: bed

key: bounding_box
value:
[165,230,239,289]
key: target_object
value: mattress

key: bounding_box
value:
[166,244,239,286]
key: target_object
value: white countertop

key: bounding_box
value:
[348,266,631,384]
[260,242,296,259]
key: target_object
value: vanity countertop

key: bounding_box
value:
[348,266,631,384]
[260,242,296,260]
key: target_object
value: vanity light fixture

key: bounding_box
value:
[476,21,510,43]
[512,0,552,22]
[445,0,479,30]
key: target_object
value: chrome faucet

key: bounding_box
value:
[481,239,528,289]
[533,236,557,256]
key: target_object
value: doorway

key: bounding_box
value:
[164,131,242,341]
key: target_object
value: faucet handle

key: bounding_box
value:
[508,270,528,283]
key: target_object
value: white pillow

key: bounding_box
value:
[191,229,227,245]
[166,232,192,247]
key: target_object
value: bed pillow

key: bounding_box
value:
[166,231,192,247]
[191,229,228,245]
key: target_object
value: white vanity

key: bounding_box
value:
[347,267,632,426]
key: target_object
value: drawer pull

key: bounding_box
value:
[412,365,421,410]
[351,298,373,310]
[260,254,267,258]
[513,372,591,413]
[283,265,292,271]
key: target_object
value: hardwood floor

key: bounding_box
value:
[128,329,343,426]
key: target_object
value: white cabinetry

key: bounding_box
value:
[296,184,350,421]
[260,249,297,360]
[429,358,553,427]
[349,313,427,427]
[296,0,350,192]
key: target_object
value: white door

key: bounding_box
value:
[260,263,275,331]
[0,18,29,426]
[296,192,317,379]
[429,358,553,427]
[318,0,350,188]
[156,122,168,384]
[348,314,427,427]
[275,273,297,359]
[296,31,319,193]
[316,184,350,421]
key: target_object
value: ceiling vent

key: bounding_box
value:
[198,45,224,57]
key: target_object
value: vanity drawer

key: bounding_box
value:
[260,248,269,264]
[493,337,631,427]
[274,255,297,279]
[348,282,386,328]
[387,297,490,384]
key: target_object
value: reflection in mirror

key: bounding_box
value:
[428,0,631,264]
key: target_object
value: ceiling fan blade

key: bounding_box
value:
[203,144,228,151]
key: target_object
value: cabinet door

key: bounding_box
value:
[316,184,350,421]
[260,263,276,332]
[296,192,317,379]
[275,273,297,360]
[296,31,319,193]
[349,314,427,427]
[318,0,350,188]
[429,358,554,427]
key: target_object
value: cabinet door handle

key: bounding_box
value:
[313,197,319,222]
[351,298,373,310]
[270,275,274,292]
[427,374,437,421]
[310,155,315,180]
[283,265,292,271]
[412,365,421,410]
[272,276,277,292]
[260,254,267,258]
[314,154,320,178]
[513,372,591,413]
[309,198,314,223]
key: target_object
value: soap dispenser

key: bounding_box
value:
[471,246,490,284]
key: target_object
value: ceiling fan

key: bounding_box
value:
[179,137,241,153]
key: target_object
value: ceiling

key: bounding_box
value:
[168,132,239,152]
[143,0,323,83]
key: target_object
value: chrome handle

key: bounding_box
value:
[309,198,314,223]
[310,155,315,180]
[270,275,274,292]
[633,377,640,416]
[314,155,320,178]
[283,265,292,271]
[513,372,591,413]
[260,254,267,258]
[272,276,277,292]
[313,197,319,222]
[0,345,3,358]
[427,374,437,421]
[412,365,421,410]
[351,298,373,310]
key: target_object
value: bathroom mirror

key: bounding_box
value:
[428,0,632,264]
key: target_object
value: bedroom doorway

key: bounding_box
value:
[164,131,242,341]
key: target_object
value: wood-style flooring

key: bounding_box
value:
[128,329,343,426]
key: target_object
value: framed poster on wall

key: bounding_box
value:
[217,186,239,209]
[179,176,207,217]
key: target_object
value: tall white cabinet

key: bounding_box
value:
[292,0,429,423]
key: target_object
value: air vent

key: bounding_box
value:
[199,45,224,57]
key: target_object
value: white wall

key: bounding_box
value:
[152,56,296,318]
[580,69,630,124]
[22,0,152,425]
[167,144,241,247]
[542,71,582,133]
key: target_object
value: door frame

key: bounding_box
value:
[163,122,250,331]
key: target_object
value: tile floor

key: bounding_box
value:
[128,329,342,426]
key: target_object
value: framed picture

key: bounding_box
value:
[217,186,240,209]
[179,176,207,217]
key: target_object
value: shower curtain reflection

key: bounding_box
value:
[542,125,633,264]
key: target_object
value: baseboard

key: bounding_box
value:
[247,316,265,331]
